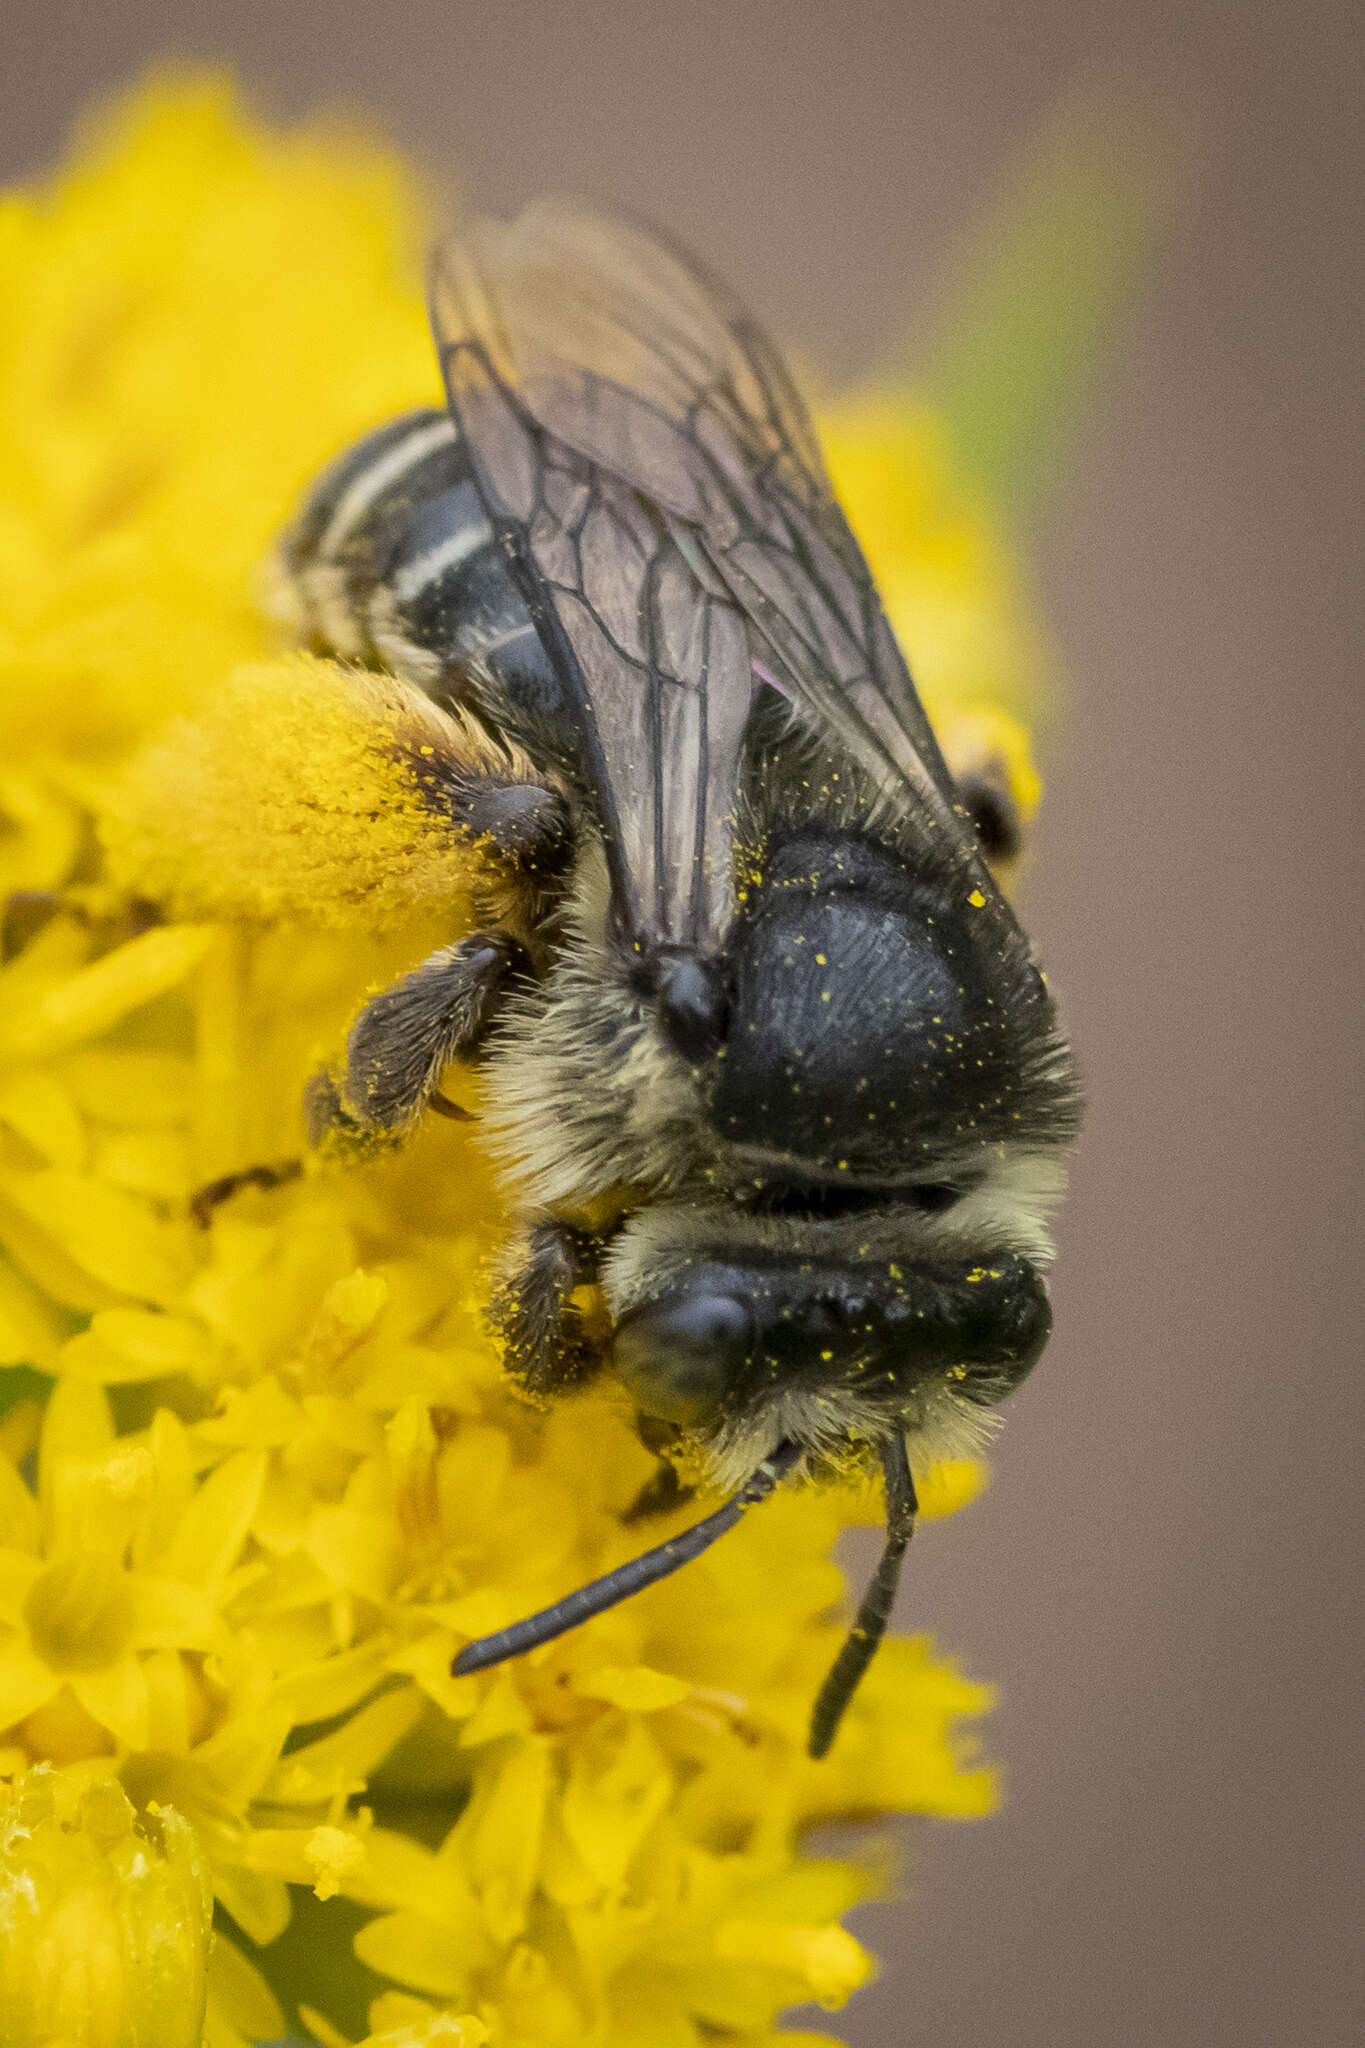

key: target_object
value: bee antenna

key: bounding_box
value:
[807,1435,918,1759]
[451,1441,802,1676]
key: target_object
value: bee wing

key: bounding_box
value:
[429,201,980,945]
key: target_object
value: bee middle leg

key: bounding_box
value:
[192,924,529,1218]
[307,765,572,1144]
[190,927,521,1219]
[622,1455,696,1524]
[317,929,531,1139]
[491,1220,605,1396]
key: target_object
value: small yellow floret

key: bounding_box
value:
[306,1823,369,1901]
[0,1768,212,2048]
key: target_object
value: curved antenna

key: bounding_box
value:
[451,1441,801,1676]
[808,1435,918,1759]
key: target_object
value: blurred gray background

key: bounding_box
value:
[5,4,1360,2045]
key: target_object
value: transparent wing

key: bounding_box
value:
[429,200,977,946]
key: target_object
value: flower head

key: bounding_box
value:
[0,70,1048,2047]
[0,1767,212,2048]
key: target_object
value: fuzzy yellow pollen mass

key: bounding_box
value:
[102,658,500,929]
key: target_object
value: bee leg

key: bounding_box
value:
[491,1220,602,1395]
[3,889,70,953]
[455,780,571,876]
[316,930,530,1140]
[190,1158,304,1228]
[622,1456,696,1524]
[957,771,1023,865]
[3,889,160,956]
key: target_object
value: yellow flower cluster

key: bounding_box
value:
[0,73,1039,2048]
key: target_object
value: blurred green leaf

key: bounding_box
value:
[915,91,1188,521]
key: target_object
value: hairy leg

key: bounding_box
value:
[324,929,529,1137]
[490,1219,603,1396]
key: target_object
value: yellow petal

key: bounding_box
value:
[355,1828,485,1941]
[71,1654,150,1750]
[0,769,83,894]
[63,1305,219,1386]
[0,925,213,1064]
[38,1379,113,1542]
[158,1447,265,1585]
[356,2009,490,2048]
[0,1175,126,1314]
[353,1910,472,2002]
[142,1648,201,1753]
[0,1460,41,1557]
[383,1631,481,1723]
[211,1863,293,1947]
[197,1372,304,1447]
[0,1640,60,1726]
[715,1917,873,2009]
[268,1637,390,1727]
[130,1573,225,1651]
[579,1662,694,1712]
[88,1126,191,1202]
[261,1687,422,1806]
[459,1737,551,1945]
[60,1050,195,1127]
[0,1166,187,1303]
[307,1503,397,1603]
[0,1257,67,1368]
[206,1930,286,2046]
[0,1546,45,1618]
[0,1071,86,1171]
[455,1668,531,1748]
[560,1718,672,1889]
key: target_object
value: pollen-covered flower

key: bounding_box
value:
[0,1767,212,2048]
[0,70,1062,2048]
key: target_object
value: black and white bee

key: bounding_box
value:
[270,202,1081,1756]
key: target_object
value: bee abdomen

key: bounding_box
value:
[271,409,566,732]
[271,408,457,654]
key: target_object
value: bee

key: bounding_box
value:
[268,200,1081,1757]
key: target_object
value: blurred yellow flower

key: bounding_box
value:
[0,70,1049,2048]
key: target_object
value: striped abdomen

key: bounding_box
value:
[270,408,573,745]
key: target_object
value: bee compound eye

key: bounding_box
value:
[613,1290,753,1429]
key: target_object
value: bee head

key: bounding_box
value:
[608,1233,1053,1459]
